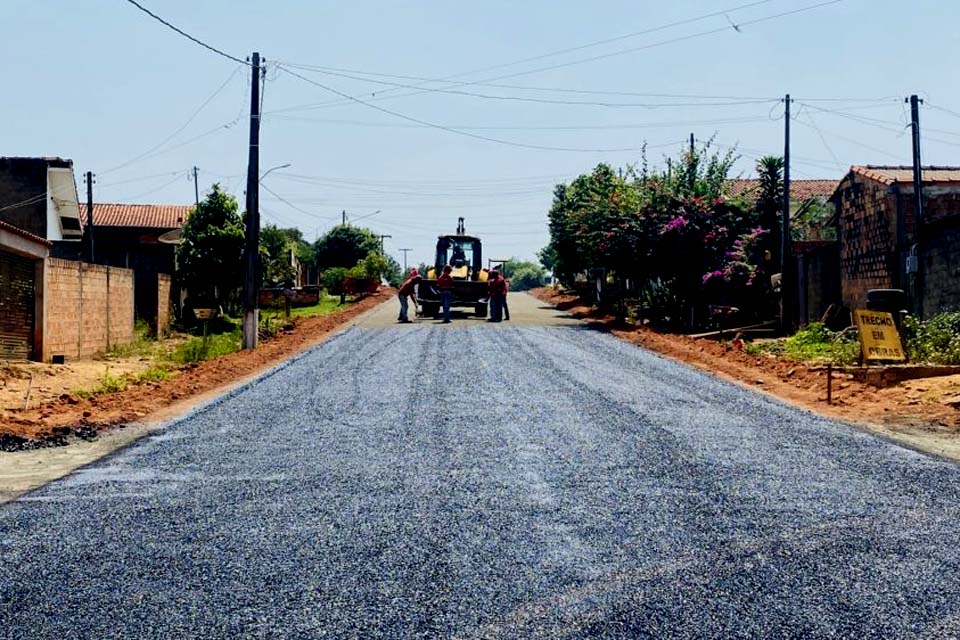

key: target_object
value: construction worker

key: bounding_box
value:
[502,273,510,321]
[488,268,505,322]
[397,268,421,323]
[437,264,454,323]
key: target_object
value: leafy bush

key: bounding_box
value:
[903,312,960,364]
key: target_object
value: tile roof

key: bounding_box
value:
[725,178,838,202]
[0,219,52,247]
[850,165,960,185]
[80,203,193,229]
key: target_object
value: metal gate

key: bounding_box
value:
[0,249,36,359]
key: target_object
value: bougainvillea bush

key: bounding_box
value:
[544,142,782,329]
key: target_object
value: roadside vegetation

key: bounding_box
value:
[740,312,960,366]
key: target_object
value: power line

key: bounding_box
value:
[259,182,337,221]
[277,0,781,108]
[277,64,682,154]
[122,0,249,65]
[101,64,244,174]
[267,65,779,109]
[280,0,843,112]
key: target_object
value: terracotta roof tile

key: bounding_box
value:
[850,165,960,185]
[725,178,838,202]
[0,219,52,247]
[80,203,193,229]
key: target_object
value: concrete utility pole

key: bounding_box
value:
[192,166,200,206]
[85,171,95,264]
[378,234,392,254]
[342,210,347,225]
[908,94,925,318]
[242,52,262,350]
[781,94,794,333]
[399,248,411,273]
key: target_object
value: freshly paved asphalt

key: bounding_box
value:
[3,293,960,638]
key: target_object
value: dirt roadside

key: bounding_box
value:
[530,287,960,462]
[0,290,392,449]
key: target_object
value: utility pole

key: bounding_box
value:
[781,94,794,333]
[399,248,411,273]
[908,94,924,318]
[241,52,262,350]
[689,132,696,190]
[378,234,392,254]
[85,171,95,263]
[192,166,200,206]
[342,210,347,225]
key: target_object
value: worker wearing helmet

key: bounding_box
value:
[437,264,454,323]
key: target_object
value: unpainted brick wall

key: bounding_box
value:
[836,176,899,310]
[157,273,173,336]
[44,259,135,360]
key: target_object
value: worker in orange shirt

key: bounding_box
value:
[396,268,421,323]
[436,264,454,323]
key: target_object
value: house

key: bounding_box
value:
[0,157,83,248]
[80,203,193,331]
[0,220,50,359]
[0,157,82,360]
[830,165,960,318]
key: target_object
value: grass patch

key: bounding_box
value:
[103,319,159,359]
[135,365,174,383]
[168,329,242,364]
[287,295,348,319]
[746,322,860,365]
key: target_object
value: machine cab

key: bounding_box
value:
[429,218,484,281]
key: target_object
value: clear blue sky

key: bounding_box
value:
[2,0,959,265]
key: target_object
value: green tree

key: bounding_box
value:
[314,224,381,270]
[260,224,299,287]
[755,155,785,266]
[500,257,546,291]
[384,255,403,287]
[177,184,244,309]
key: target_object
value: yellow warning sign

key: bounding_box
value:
[853,309,905,361]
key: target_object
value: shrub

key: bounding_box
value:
[903,312,960,364]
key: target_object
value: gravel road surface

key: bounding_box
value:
[3,293,960,638]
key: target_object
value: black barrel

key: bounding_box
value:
[866,289,908,329]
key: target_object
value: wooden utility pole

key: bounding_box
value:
[192,166,200,206]
[908,94,924,318]
[378,234,392,254]
[242,52,262,350]
[781,94,794,333]
[85,171,95,263]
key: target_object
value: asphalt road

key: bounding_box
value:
[3,293,960,638]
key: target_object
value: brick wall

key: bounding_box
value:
[157,273,172,336]
[44,259,134,360]
[836,175,901,310]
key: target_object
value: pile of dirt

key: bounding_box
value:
[530,288,960,457]
[0,291,390,448]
